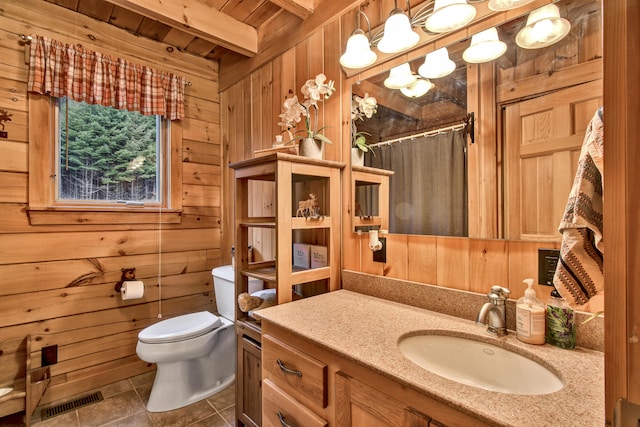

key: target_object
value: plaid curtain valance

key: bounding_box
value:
[27,35,185,120]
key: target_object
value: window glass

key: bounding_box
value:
[56,97,163,205]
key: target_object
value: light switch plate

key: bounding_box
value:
[373,238,386,263]
[42,344,58,366]
[538,248,560,286]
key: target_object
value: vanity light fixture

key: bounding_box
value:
[515,3,571,49]
[340,10,377,69]
[377,0,420,54]
[384,63,417,89]
[418,47,456,79]
[487,0,534,11]
[424,0,476,34]
[462,27,507,63]
[400,77,435,98]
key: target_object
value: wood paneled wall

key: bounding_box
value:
[220,20,345,262]
[220,0,601,306]
[0,0,222,404]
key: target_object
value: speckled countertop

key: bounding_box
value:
[254,289,604,427]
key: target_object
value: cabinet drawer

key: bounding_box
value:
[263,379,328,427]
[262,334,327,409]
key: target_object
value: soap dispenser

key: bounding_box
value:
[516,278,546,345]
[545,289,576,349]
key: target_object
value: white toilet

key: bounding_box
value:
[136,265,262,412]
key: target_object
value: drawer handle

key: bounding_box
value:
[277,359,302,377]
[278,411,295,427]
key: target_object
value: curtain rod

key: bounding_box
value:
[369,112,474,147]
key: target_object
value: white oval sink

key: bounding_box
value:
[398,334,563,395]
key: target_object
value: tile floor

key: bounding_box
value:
[1,371,236,427]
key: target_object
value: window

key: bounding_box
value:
[56,97,165,206]
[28,94,182,225]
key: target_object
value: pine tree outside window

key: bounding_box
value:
[56,98,165,206]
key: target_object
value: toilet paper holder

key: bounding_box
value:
[369,230,383,252]
[115,267,136,292]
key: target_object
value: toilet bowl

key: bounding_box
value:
[135,265,262,412]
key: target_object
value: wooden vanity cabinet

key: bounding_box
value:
[335,372,466,427]
[236,321,262,427]
[262,334,327,410]
[261,322,491,427]
[262,380,328,427]
[262,329,329,427]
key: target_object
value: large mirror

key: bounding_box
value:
[350,0,603,241]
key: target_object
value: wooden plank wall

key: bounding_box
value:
[220,20,345,263]
[220,0,601,305]
[0,0,223,404]
[603,0,640,419]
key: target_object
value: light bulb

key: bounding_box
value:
[418,47,456,79]
[531,19,557,44]
[340,29,377,69]
[377,9,420,54]
[515,4,571,49]
[463,27,506,63]
[400,78,434,98]
[384,63,417,89]
[425,0,476,33]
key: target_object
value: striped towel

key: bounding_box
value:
[553,108,604,311]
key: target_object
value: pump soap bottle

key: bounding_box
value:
[545,289,576,349]
[516,278,546,345]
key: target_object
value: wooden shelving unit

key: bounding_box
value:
[230,153,344,309]
[351,165,393,232]
[0,335,51,427]
[230,153,344,427]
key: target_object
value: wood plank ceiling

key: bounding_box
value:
[43,0,309,63]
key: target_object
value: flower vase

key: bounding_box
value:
[351,148,365,166]
[299,137,324,159]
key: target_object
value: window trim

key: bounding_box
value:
[28,94,183,225]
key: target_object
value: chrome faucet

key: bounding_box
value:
[476,285,511,336]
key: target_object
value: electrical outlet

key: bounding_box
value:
[373,237,386,263]
[538,248,560,286]
[42,344,58,366]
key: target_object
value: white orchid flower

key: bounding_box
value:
[278,73,336,143]
[362,96,377,118]
[352,93,378,121]
[351,98,362,121]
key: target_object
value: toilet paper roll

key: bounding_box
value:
[369,230,383,251]
[121,280,145,300]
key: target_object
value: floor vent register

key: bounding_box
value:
[40,391,104,420]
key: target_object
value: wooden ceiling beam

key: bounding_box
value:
[103,0,258,57]
[269,0,314,20]
[219,0,363,91]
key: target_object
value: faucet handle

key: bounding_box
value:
[489,285,511,300]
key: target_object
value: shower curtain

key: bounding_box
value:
[367,129,468,236]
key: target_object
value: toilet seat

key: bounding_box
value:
[139,311,222,344]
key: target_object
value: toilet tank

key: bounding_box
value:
[212,265,263,320]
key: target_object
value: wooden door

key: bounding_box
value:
[503,79,603,241]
